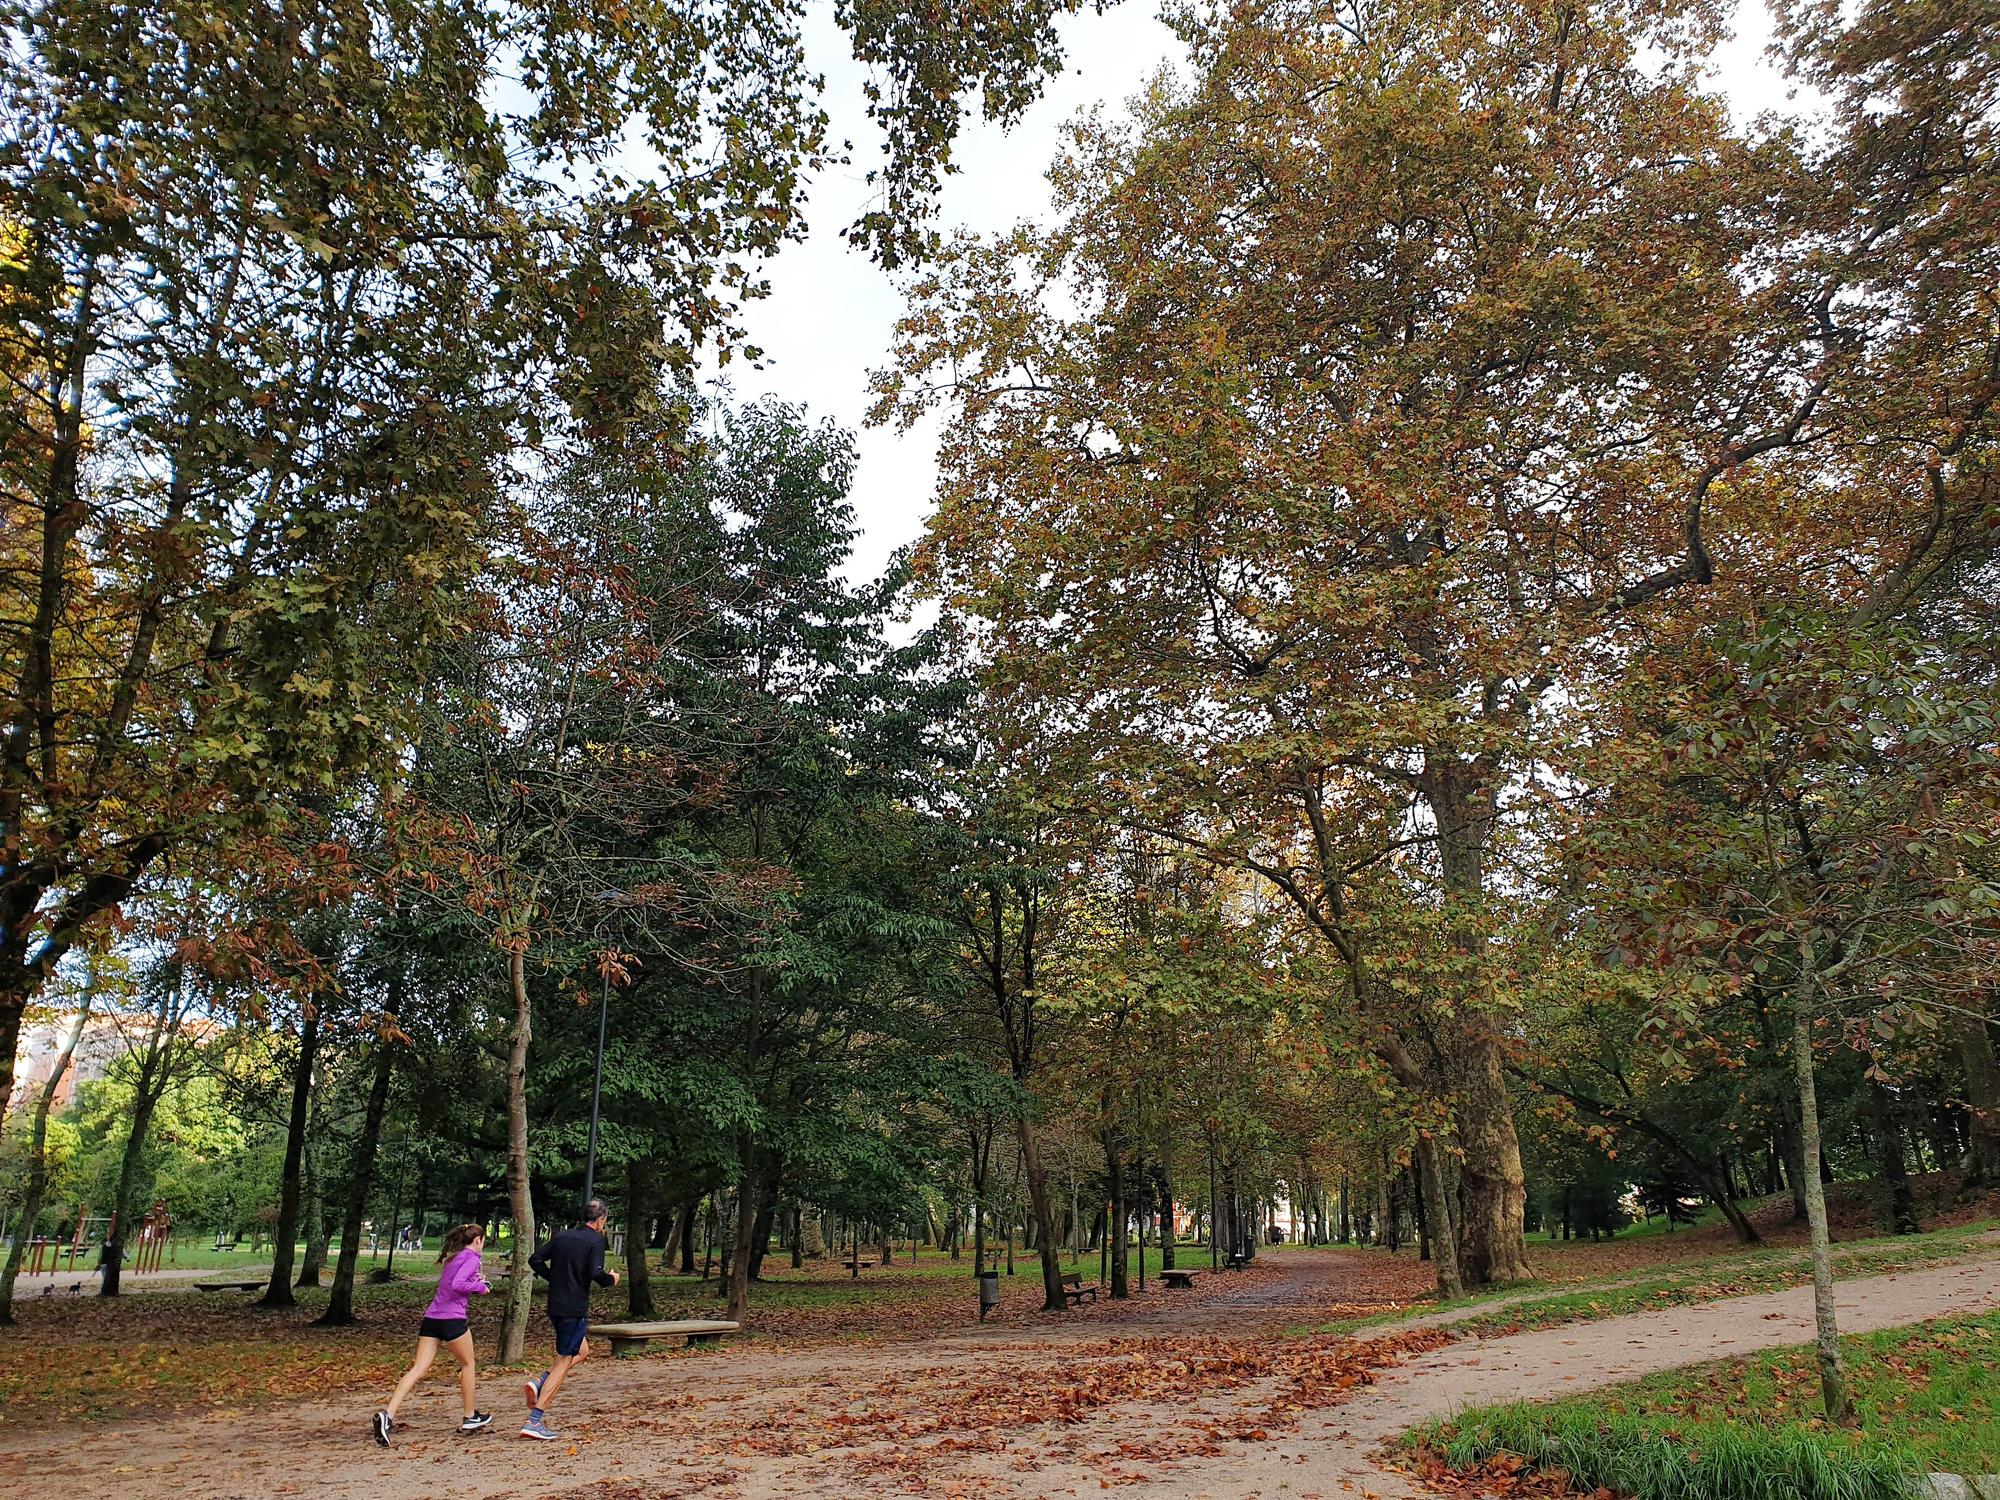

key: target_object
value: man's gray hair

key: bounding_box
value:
[583,1199,609,1225]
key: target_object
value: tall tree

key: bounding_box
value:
[887,0,1834,1284]
[0,0,1100,1109]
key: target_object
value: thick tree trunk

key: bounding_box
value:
[1428,766,1531,1285]
[1453,1024,1532,1283]
[1375,1032,1464,1297]
[319,1012,396,1326]
[725,1143,759,1321]
[1955,1015,2000,1187]
[1867,1076,1921,1234]
[626,1159,656,1317]
[496,947,537,1364]
[1015,1117,1066,1311]
[258,1001,320,1307]
[0,1000,91,1323]
[1794,990,1853,1425]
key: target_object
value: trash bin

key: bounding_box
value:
[977,1268,1001,1322]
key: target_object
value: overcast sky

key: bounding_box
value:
[711,2,1803,584]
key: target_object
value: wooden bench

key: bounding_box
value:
[1160,1268,1201,1289]
[194,1279,264,1293]
[840,1259,875,1270]
[1060,1272,1097,1306]
[587,1319,740,1356]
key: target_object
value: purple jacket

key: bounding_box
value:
[425,1246,491,1321]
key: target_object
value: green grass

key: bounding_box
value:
[1412,1307,2000,1496]
[1311,1219,1998,1339]
[1449,1223,1997,1338]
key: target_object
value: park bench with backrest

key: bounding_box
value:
[1060,1271,1097,1306]
[1159,1267,1201,1289]
[587,1319,740,1355]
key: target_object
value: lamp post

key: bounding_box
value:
[582,890,625,1214]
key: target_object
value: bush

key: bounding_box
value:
[1423,1404,1917,1500]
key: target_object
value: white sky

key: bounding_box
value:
[712,2,1802,585]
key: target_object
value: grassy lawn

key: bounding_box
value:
[1315,1218,1999,1338]
[1411,1308,2000,1499]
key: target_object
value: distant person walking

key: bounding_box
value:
[520,1199,619,1441]
[373,1223,493,1444]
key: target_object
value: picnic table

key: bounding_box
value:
[1060,1271,1097,1306]
[587,1319,740,1356]
[1160,1267,1202,1289]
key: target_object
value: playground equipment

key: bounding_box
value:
[131,1202,172,1274]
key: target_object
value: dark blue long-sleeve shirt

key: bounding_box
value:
[528,1226,614,1318]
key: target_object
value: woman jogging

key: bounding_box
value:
[373,1223,494,1443]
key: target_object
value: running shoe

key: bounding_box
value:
[523,1371,545,1407]
[460,1410,493,1433]
[372,1410,393,1446]
[520,1409,557,1441]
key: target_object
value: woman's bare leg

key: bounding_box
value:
[385,1337,441,1420]
[446,1332,478,1416]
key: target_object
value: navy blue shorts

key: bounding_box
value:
[550,1315,588,1357]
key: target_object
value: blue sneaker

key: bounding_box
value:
[522,1371,544,1407]
[520,1408,556,1441]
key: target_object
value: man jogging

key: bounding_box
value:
[521,1199,619,1440]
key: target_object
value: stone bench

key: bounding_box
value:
[1160,1268,1201,1289]
[587,1319,740,1356]
[193,1280,264,1293]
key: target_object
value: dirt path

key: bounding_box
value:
[7,1250,1994,1500]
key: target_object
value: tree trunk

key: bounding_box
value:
[626,1158,656,1317]
[749,1174,780,1280]
[1159,1124,1176,1271]
[0,999,91,1323]
[1428,770,1531,1285]
[1867,1076,1921,1234]
[296,1139,329,1288]
[1794,989,1853,1425]
[257,1001,320,1307]
[1955,1015,2000,1187]
[1413,1164,1431,1262]
[319,1012,397,1326]
[725,1143,759,1321]
[1015,1117,1065,1311]
[677,1200,698,1275]
[101,992,183,1297]
[1453,1025,1531,1282]
[1105,1134,1128,1299]
[495,947,536,1363]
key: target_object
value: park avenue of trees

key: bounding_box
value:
[2,0,1995,1443]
